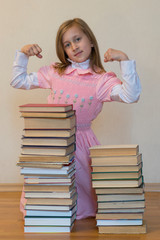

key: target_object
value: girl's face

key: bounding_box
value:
[62,25,93,63]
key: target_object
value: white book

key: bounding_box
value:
[24,224,74,233]
[26,205,77,217]
[20,161,75,175]
[25,213,76,226]
[97,219,143,226]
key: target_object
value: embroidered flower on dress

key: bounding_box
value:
[88,96,94,106]
[80,98,85,108]
[73,94,78,104]
[65,94,70,104]
[58,89,64,103]
[52,90,57,102]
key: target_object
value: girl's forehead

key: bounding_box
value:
[62,25,84,41]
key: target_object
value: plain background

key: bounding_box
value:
[1,0,160,183]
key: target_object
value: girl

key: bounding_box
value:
[11,18,141,220]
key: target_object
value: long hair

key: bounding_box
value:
[54,18,105,75]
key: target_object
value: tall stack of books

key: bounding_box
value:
[17,104,77,233]
[90,144,146,234]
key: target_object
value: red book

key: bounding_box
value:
[19,104,73,113]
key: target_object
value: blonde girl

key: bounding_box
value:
[11,18,141,220]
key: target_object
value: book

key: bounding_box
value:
[24,175,75,184]
[91,154,142,166]
[96,212,143,220]
[17,161,70,169]
[20,161,75,175]
[97,194,145,202]
[26,205,77,217]
[92,163,142,172]
[98,208,145,213]
[19,153,74,163]
[21,110,75,118]
[23,115,76,130]
[98,222,146,234]
[24,213,76,226]
[91,169,142,180]
[26,193,77,205]
[98,200,145,209]
[24,188,76,199]
[23,127,76,138]
[95,184,144,194]
[25,222,76,233]
[90,144,139,157]
[21,143,75,156]
[24,224,74,233]
[19,103,73,112]
[24,182,75,192]
[25,204,76,211]
[22,135,75,147]
[92,176,143,188]
[96,219,143,226]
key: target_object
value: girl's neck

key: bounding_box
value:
[68,58,90,69]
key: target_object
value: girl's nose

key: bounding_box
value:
[71,42,77,51]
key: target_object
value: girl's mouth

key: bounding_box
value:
[74,51,83,57]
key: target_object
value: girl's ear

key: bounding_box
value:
[91,43,94,47]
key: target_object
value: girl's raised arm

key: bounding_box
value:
[11,44,42,90]
[104,48,141,103]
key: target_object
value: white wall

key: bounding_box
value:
[1,0,160,183]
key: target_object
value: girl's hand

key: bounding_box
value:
[104,48,129,62]
[21,44,43,58]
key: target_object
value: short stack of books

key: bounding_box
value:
[90,144,146,234]
[17,104,77,233]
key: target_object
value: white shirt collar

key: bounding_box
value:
[68,58,90,70]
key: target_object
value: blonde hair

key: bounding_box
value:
[54,18,105,75]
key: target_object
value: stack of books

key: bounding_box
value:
[90,144,146,234]
[17,104,77,233]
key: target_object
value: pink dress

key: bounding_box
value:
[20,64,121,220]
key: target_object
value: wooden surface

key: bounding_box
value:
[0,192,160,240]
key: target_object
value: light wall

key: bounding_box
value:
[1,0,160,183]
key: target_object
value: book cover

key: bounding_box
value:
[97,193,145,202]
[24,182,75,192]
[98,200,145,209]
[23,127,76,138]
[98,222,146,234]
[97,219,143,226]
[92,176,143,188]
[19,153,75,163]
[24,213,76,226]
[26,204,77,217]
[21,143,76,156]
[90,144,139,157]
[19,103,73,112]
[24,223,75,233]
[23,115,76,130]
[91,169,142,180]
[22,135,75,147]
[21,110,75,118]
[26,193,77,206]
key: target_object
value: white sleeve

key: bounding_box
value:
[11,50,39,90]
[110,60,142,103]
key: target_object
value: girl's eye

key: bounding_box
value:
[64,43,70,48]
[75,37,81,42]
